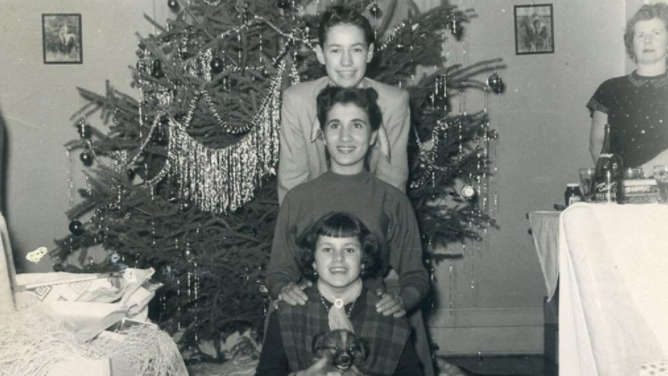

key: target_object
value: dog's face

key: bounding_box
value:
[312,329,368,371]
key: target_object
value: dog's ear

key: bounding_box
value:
[356,337,369,363]
[312,331,328,357]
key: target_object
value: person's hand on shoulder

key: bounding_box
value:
[274,280,312,309]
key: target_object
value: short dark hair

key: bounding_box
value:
[316,86,382,133]
[296,212,381,281]
[624,3,668,60]
[318,5,375,47]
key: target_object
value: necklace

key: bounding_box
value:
[319,293,357,318]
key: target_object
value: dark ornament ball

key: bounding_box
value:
[181,201,192,212]
[210,57,225,74]
[80,150,93,166]
[487,72,504,94]
[369,4,383,18]
[69,220,85,236]
[167,0,179,10]
[127,168,136,181]
[277,0,290,10]
[394,43,406,52]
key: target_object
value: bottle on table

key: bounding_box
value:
[593,124,624,204]
[565,184,582,206]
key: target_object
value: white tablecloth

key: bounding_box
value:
[558,203,668,376]
[528,211,560,301]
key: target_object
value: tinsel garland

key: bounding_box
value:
[166,59,285,213]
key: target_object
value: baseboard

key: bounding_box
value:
[427,307,544,355]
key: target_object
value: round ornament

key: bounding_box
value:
[210,57,225,74]
[110,252,121,264]
[181,201,192,212]
[369,3,383,18]
[394,43,406,52]
[487,72,504,94]
[167,0,179,11]
[461,184,476,199]
[80,150,93,166]
[127,168,136,181]
[69,220,85,236]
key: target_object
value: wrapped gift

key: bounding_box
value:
[12,268,159,343]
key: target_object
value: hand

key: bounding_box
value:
[375,289,406,318]
[274,280,312,308]
[293,356,330,376]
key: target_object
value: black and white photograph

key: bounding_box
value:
[2,1,668,376]
[514,4,554,55]
[42,13,82,64]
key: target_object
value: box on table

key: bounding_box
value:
[622,179,659,204]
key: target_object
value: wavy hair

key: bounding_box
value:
[624,3,668,60]
[296,212,381,281]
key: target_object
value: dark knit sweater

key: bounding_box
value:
[266,170,429,304]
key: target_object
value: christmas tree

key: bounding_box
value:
[51,0,502,358]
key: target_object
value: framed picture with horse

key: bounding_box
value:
[514,4,554,55]
[42,14,83,64]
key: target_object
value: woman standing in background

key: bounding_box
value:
[587,3,668,177]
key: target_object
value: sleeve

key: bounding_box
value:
[387,194,430,304]
[255,311,290,376]
[278,89,310,205]
[393,335,423,376]
[266,194,302,300]
[375,90,410,191]
[586,79,612,116]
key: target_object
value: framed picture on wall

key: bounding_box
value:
[42,13,83,64]
[514,4,554,55]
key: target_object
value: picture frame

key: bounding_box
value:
[514,4,554,55]
[42,13,83,64]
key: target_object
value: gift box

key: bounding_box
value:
[12,268,158,342]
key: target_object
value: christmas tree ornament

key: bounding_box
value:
[127,168,136,181]
[369,3,383,18]
[80,150,93,166]
[210,57,224,73]
[487,72,504,94]
[448,18,464,39]
[277,0,290,10]
[69,220,85,236]
[110,252,121,264]
[167,0,179,11]
[461,184,476,199]
[151,60,165,79]
[77,121,91,139]
[394,43,405,52]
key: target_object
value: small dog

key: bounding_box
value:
[312,329,368,374]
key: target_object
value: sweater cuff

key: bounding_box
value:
[266,273,292,300]
[399,272,429,303]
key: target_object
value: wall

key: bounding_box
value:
[0,0,167,273]
[424,0,626,354]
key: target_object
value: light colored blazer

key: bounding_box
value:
[278,76,410,204]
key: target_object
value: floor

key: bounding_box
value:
[442,355,558,376]
[186,354,559,376]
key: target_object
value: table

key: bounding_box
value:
[530,203,668,376]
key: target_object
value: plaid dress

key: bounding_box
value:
[279,285,411,375]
